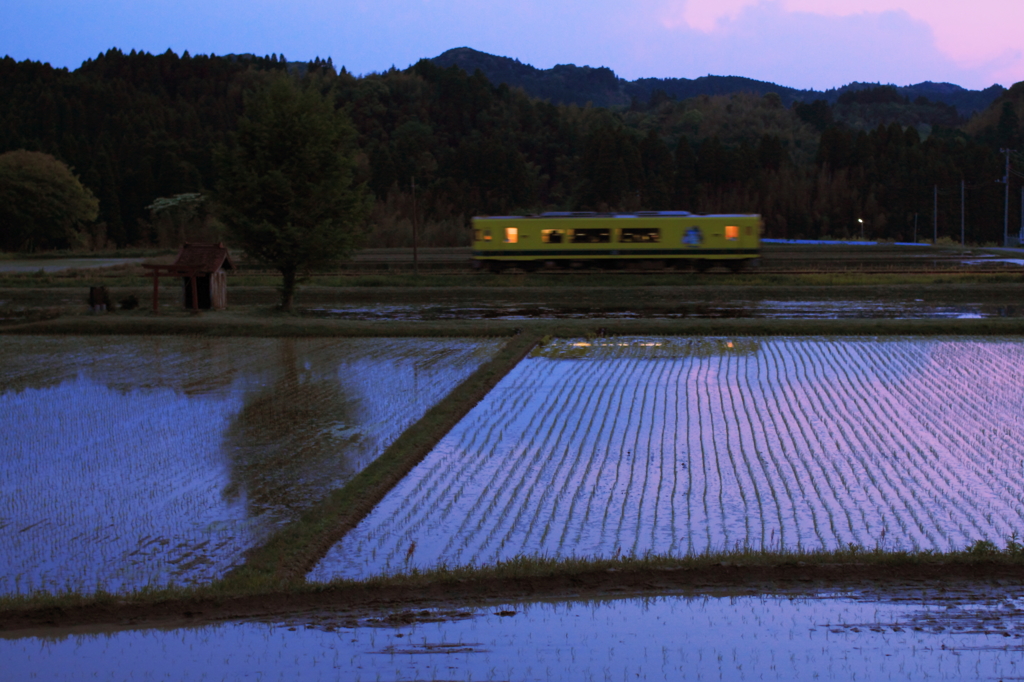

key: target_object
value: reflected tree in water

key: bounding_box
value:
[221,339,364,522]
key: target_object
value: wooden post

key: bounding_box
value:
[190,273,199,311]
[152,274,160,313]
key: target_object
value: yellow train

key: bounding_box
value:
[471,212,761,271]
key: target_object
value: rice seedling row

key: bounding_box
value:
[311,336,1024,581]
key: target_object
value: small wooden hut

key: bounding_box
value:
[142,242,235,312]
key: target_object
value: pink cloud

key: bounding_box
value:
[665,0,1024,86]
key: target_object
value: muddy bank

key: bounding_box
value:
[3,559,1024,634]
[4,281,1024,312]
[8,312,1024,338]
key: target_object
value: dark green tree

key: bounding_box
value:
[793,99,833,131]
[215,75,367,310]
[0,150,99,252]
[672,137,697,208]
[756,134,788,171]
[997,101,1021,148]
[638,130,674,209]
[581,126,641,209]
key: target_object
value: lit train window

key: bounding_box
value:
[725,225,739,240]
[504,227,518,243]
[483,230,492,241]
[619,228,660,243]
[570,228,610,244]
[474,229,483,241]
[542,229,564,243]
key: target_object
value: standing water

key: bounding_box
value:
[4,587,1024,681]
[0,335,503,595]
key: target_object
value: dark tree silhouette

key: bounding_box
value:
[0,150,99,251]
[214,75,367,310]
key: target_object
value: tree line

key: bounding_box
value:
[1,48,1022,251]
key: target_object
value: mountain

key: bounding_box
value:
[431,47,1005,115]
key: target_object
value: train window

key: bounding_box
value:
[483,230,492,241]
[474,229,483,241]
[542,229,565,244]
[725,225,739,240]
[619,228,660,243]
[570,228,610,244]
[504,227,518,243]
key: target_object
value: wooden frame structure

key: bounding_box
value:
[142,242,235,313]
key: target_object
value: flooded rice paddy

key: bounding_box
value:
[5,587,1024,681]
[313,337,1024,580]
[0,336,503,595]
[305,299,1022,321]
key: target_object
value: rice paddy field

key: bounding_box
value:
[0,335,504,595]
[311,336,1024,581]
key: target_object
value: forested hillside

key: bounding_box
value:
[1,48,1021,249]
[432,47,1006,115]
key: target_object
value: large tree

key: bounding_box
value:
[0,150,99,252]
[215,75,367,310]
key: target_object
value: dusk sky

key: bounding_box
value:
[2,0,1020,91]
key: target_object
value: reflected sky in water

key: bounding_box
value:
[313,337,1024,580]
[0,336,503,595]
[4,588,1024,681]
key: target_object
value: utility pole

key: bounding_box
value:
[1001,148,1011,247]
[960,177,965,247]
[411,176,419,275]
[933,185,938,244]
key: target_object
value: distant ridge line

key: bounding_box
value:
[431,47,1005,114]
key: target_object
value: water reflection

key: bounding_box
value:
[314,337,1024,579]
[532,336,762,360]
[4,588,1024,681]
[221,339,363,521]
[0,336,503,595]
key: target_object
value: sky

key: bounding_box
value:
[1,0,1021,91]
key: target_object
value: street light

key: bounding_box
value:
[857,218,864,241]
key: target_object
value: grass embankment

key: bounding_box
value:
[3,270,1023,289]
[5,545,1024,632]
[8,312,1024,338]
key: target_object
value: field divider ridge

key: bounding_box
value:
[221,330,543,588]
[9,315,1024,339]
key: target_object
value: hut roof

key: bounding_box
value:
[171,243,235,273]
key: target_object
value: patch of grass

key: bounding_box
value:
[284,271,1024,289]
[314,541,1024,590]
[6,543,1024,624]
[0,313,534,337]
[8,313,1024,339]
[6,269,1021,290]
